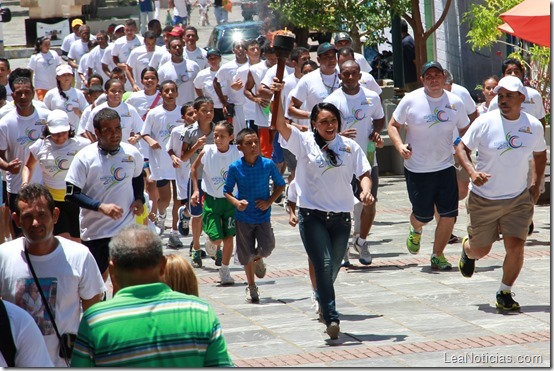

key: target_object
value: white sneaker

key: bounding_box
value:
[168,233,183,249]
[204,238,218,257]
[155,213,166,235]
[353,237,372,265]
[219,267,235,285]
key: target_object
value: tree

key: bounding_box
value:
[270,0,396,53]
[463,0,550,122]
[386,0,453,83]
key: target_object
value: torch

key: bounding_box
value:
[270,28,296,129]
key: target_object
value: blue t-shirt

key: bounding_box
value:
[224,156,285,224]
[139,0,154,12]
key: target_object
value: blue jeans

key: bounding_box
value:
[214,6,228,24]
[298,208,351,325]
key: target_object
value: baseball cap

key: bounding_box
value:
[71,18,83,28]
[493,75,526,95]
[420,60,444,76]
[56,64,74,76]
[114,24,125,33]
[107,23,117,33]
[206,48,221,57]
[168,26,185,38]
[47,110,71,134]
[317,42,337,56]
[334,32,352,43]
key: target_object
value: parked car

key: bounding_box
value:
[206,20,264,62]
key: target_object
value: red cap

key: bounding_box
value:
[167,26,185,37]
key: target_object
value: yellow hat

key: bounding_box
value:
[71,18,83,28]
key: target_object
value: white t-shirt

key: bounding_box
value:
[449,83,477,115]
[0,237,105,367]
[158,59,200,106]
[126,45,161,89]
[247,61,272,127]
[194,68,224,109]
[462,110,547,200]
[28,136,90,198]
[112,35,144,64]
[279,126,370,212]
[65,142,144,240]
[76,104,94,136]
[185,46,208,70]
[0,300,53,367]
[201,144,242,198]
[0,107,50,193]
[173,0,188,16]
[234,62,254,117]
[141,104,181,180]
[126,91,163,158]
[324,87,384,167]
[215,59,248,105]
[43,87,88,129]
[359,71,382,95]
[488,86,546,120]
[85,101,143,143]
[148,47,170,70]
[61,33,79,53]
[77,53,91,85]
[166,124,192,200]
[392,88,469,173]
[100,43,117,72]
[355,52,372,73]
[86,45,111,84]
[27,51,62,90]
[68,40,89,65]
[291,69,341,116]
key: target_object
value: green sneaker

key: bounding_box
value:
[191,249,203,268]
[406,227,422,254]
[496,290,520,311]
[431,253,452,270]
[458,236,475,278]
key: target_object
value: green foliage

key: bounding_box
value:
[270,0,399,46]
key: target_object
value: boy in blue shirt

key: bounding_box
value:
[224,128,285,303]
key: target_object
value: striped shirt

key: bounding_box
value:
[224,156,285,224]
[71,283,233,367]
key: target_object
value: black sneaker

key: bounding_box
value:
[215,249,222,267]
[448,234,459,244]
[189,241,207,258]
[528,221,534,236]
[458,236,475,278]
[496,290,520,311]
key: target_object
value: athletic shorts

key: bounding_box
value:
[202,194,236,241]
[466,189,534,247]
[82,237,111,274]
[53,200,80,238]
[187,179,204,217]
[235,220,275,265]
[156,179,170,188]
[271,132,284,164]
[404,166,458,223]
[351,166,379,201]
[283,148,297,172]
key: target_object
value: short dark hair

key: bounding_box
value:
[143,30,156,40]
[148,19,161,29]
[8,68,32,91]
[236,127,257,144]
[337,47,355,59]
[93,107,120,131]
[193,96,214,110]
[301,60,318,72]
[502,58,524,78]
[140,66,158,80]
[185,25,198,36]
[15,184,55,216]
[290,47,309,62]
[0,58,10,70]
[214,120,233,136]
[87,73,104,87]
[181,101,194,116]
[401,19,408,34]
[160,79,178,92]
[125,19,137,28]
[11,76,34,91]
[109,224,163,270]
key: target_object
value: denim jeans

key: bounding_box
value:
[298,208,351,325]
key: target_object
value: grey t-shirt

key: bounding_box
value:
[181,121,214,178]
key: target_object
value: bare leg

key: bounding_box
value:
[191,216,202,250]
[221,235,234,265]
[359,202,376,239]
[433,216,455,255]
[170,180,179,231]
[501,236,525,286]
[244,260,255,286]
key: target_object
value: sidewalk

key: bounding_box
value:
[159,175,551,367]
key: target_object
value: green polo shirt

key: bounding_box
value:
[71,282,233,367]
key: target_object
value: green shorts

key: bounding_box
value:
[202,194,236,241]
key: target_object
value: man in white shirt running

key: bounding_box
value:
[387,61,470,271]
[456,76,547,311]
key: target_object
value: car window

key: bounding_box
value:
[218,27,262,54]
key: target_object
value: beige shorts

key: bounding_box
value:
[466,189,534,247]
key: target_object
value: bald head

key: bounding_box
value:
[340,60,360,73]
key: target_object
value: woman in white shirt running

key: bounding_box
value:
[28,36,62,101]
[43,64,88,130]
[22,110,90,242]
[275,100,373,340]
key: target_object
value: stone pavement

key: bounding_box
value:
[157,175,550,367]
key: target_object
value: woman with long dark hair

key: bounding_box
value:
[275,101,373,340]
[27,36,62,101]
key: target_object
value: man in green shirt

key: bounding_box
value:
[71,224,233,367]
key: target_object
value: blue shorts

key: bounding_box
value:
[187,178,204,217]
[271,132,284,164]
[173,15,188,26]
[404,166,458,223]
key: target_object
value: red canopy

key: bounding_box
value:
[498,0,550,47]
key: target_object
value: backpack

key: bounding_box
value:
[0,300,16,367]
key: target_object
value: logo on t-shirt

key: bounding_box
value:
[518,126,532,134]
[496,131,524,155]
[100,165,127,188]
[425,107,449,128]
[17,128,41,146]
[15,277,58,336]
[46,156,70,176]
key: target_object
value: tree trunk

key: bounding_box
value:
[349,24,362,54]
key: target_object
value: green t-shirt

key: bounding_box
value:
[71,283,233,367]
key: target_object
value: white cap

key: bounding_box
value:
[493,75,526,95]
[47,110,71,134]
[114,24,125,33]
[56,64,74,76]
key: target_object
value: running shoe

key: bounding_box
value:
[155,213,166,235]
[219,266,235,285]
[326,322,340,340]
[167,234,183,249]
[254,258,266,278]
[458,236,475,278]
[177,206,190,236]
[496,290,520,311]
[246,285,260,303]
[191,249,203,268]
[431,253,452,270]
[204,238,218,257]
[448,234,459,244]
[353,237,372,265]
[189,241,207,258]
[406,226,422,254]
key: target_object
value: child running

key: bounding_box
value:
[190,121,242,285]
[224,128,285,303]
